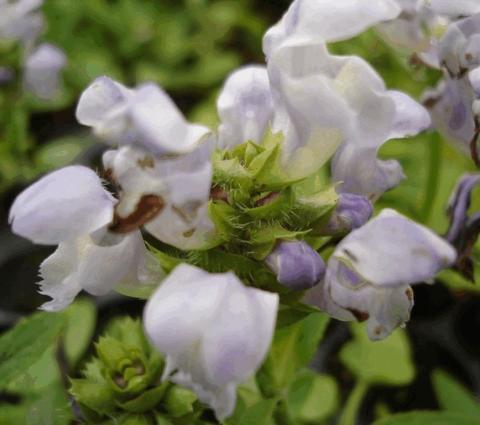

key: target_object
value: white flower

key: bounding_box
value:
[9,165,164,310]
[144,264,279,420]
[77,76,218,250]
[428,0,480,17]
[309,209,456,340]
[76,76,210,155]
[261,0,429,191]
[217,65,274,150]
[0,0,44,43]
[103,140,216,250]
[24,43,66,100]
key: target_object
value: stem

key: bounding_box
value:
[420,132,442,223]
[338,380,369,425]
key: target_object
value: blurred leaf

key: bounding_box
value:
[0,312,65,388]
[372,411,480,425]
[227,398,277,425]
[163,385,197,418]
[340,323,415,386]
[63,298,97,368]
[432,370,480,417]
[287,369,339,423]
[260,309,330,392]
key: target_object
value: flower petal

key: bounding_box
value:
[217,65,274,149]
[9,165,115,245]
[332,209,457,287]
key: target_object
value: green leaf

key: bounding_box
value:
[287,369,339,423]
[117,382,169,413]
[63,298,97,368]
[0,312,66,388]
[163,385,197,417]
[339,323,415,386]
[372,411,480,425]
[227,398,278,425]
[70,378,117,416]
[259,309,330,392]
[432,370,480,417]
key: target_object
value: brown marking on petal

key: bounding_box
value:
[210,185,229,202]
[470,117,480,168]
[255,191,280,207]
[110,194,164,233]
[465,53,474,62]
[374,325,385,337]
[137,155,155,169]
[342,248,358,263]
[405,287,414,302]
[423,95,440,109]
[348,308,369,322]
[183,228,195,238]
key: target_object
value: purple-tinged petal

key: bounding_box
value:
[265,240,325,290]
[322,193,373,235]
[9,165,115,245]
[217,65,274,149]
[24,43,66,100]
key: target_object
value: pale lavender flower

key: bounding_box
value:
[309,209,456,340]
[0,0,44,43]
[144,264,278,420]
[217,65,274,149]
[24,43,66,100]
[265,240,326,290]
[9,166,164,310]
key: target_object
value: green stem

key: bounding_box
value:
[338,380,369,425]
[420,132,442,223]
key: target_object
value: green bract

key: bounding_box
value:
[69,318,201,423]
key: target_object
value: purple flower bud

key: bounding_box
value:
[323,193,373,235]
[265,240,325,290]
[446,173,480,281]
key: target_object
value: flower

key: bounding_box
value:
[9,165,164,310]
[217,65,274,150]
[309,209,456,340]
[77,76,218,250]
[24,42,66,100]
[265,240,326,290]
[76,76,210,155]
[262,0,429,195]
[143,264,279,420]
[0,0,44,43]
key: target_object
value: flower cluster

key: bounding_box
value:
[378,0,480,165]
[9,0,459,420]
[0,0,65,100]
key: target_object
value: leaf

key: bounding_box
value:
[432,370,480,417]
[287,369,339,423]
[63,298,97,368]
[259,309,330,392]
[228,398,278,425]
[372,411,480,425]
[0,312,65,388]
[163,385,197,417]
[339,323,415,386]
[117,382,169,413]
[70,378,117,416]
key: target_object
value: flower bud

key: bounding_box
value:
[265,240,325,290]
[322,193,373,236]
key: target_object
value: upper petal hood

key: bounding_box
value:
[77,77,210,155]
[217,65,274,149]
[331,209,456,287]
[9,165,115,245]
[263,0,401,56]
